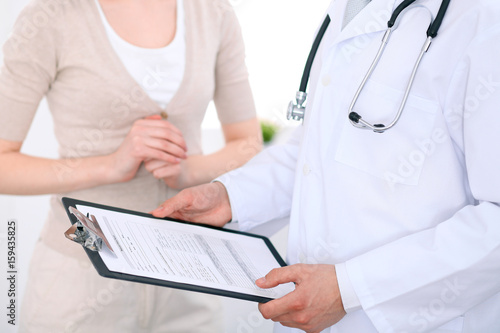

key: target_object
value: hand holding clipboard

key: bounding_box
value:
[62,196,294,303]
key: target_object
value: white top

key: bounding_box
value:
[218,0,500,332]
[95,0,186,109]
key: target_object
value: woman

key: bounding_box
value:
[0,0,262,331]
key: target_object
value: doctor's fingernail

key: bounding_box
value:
[256,277,266,285]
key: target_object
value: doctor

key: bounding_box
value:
[152,0,500,332]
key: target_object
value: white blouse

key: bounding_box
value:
[95,0,186,109]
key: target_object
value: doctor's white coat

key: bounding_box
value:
[219,0,500,332]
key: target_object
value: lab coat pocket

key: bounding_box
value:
[334,80,439,185]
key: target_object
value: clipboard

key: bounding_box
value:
[62,197,292,303]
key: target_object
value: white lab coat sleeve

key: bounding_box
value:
[216,127,302,231]
[335,263,362,313]
[343,25,500,332]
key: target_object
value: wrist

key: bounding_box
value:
[97,154,121,184]
[213,181,232,224]
[180,155,205,187]
[64,154,122,190]
[102,152,136,184]
[212,180,233,223]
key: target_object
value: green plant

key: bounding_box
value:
[260,120,279,143]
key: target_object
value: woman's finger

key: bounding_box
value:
[144,159,169,173]
[135,146,181,164]
[135,118,184,138]
[151,163,181,179]
[142,137,188,159]
[137,126,188,152]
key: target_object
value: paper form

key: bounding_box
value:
[76,205,295,300]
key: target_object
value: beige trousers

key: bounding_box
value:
[20,241,224,333]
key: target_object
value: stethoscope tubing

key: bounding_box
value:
[290,0,451,133]
[349,0,450,132]
[299,16,331,93]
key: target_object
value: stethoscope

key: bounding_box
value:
[287,0,450,133]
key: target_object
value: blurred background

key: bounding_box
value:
[0,0,330,331]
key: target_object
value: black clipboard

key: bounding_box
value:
[62,197,288,303]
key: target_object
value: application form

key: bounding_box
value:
[76,204,295,300]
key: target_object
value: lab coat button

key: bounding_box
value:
[322,75,331,86]
[303,164,311,176]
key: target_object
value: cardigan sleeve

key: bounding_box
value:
[0,0,58,142]
[213,1,257,125]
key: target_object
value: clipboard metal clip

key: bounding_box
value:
[64,206,114,253]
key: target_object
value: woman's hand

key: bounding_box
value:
[145,118,263,190]
[109,115,188,183]
[144,158,187,189]
[145,155,209,190]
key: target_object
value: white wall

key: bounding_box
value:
[0,0,330,332]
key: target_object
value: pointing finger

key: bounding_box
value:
[256,265,302,289]
[151,191,190,217]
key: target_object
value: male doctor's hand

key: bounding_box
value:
[151,182,232,227]
[257,264,346,333]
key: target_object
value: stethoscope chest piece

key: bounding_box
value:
[287,91,307,121]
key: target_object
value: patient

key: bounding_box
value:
[0,0,261,331]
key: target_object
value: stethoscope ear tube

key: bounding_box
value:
[299,16,331,93]
[388,0,418,28]
[427,0,450,38]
